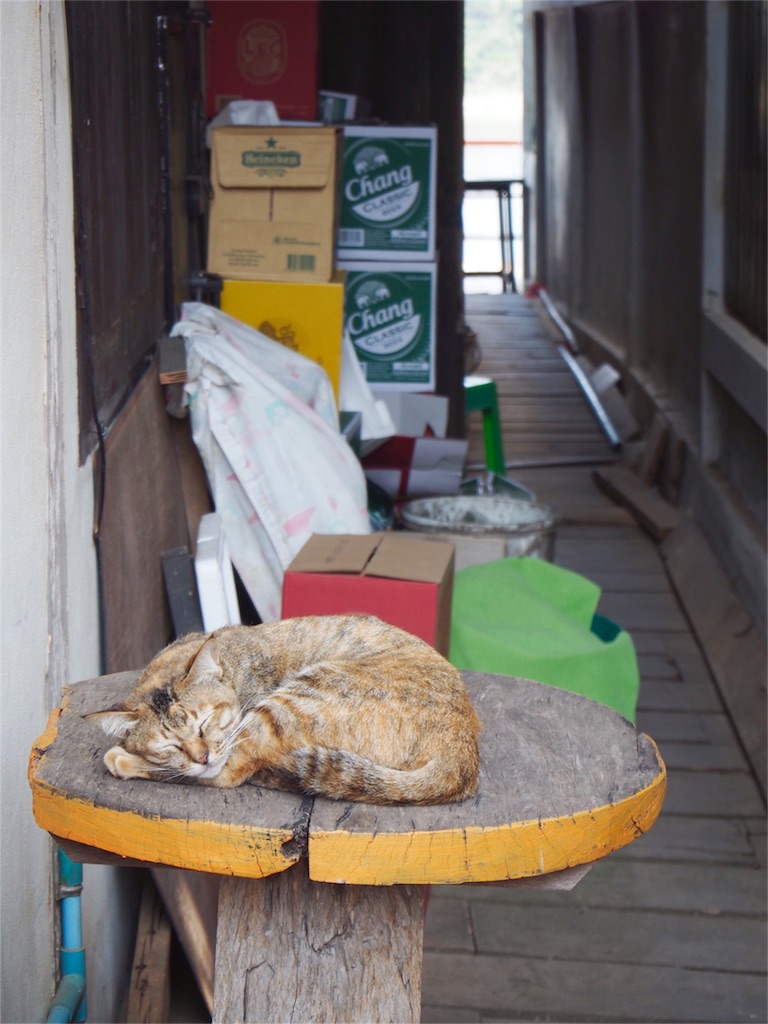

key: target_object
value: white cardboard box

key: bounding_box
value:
[379,392,448,437]
[363,437,468,500]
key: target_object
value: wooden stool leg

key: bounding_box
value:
[213,862,425,1024]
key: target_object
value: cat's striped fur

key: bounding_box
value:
[85,615,481,805]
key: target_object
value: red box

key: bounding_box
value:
[281,533,455,655]
[207,1,319,119]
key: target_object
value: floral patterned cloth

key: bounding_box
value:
[172,303,370,622]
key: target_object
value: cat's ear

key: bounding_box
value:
[186,637,224,684]
[83,707,139,740]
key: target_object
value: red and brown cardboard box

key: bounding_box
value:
[281,533,455,655]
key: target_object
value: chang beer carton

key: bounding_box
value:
[337,126,437,261]
[339,261,437,391]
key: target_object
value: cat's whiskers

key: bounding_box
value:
[219,722,253,757]
[224,710,257,744]
[149,765,190,783]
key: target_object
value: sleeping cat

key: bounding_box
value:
[84,614,481,805]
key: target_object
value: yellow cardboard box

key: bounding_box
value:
[208,125,342,283]
[221,276,345,399]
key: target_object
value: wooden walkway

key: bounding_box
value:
[165,292,765,1024]
[421,293,767,1024]
[463,293,616,468]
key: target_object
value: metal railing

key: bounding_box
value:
[462,179,526,294]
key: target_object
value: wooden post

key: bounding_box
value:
[213,861,425,1024]
[127,874,172,1023]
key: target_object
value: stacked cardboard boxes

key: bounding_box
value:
[209,124,346,389]
[208,123,441,412]
[337,125,438,394]
[205,4,341,380]
[204,34,452,501]
[331,125,458,498]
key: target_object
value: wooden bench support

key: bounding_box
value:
[214,862,424,1023]
[29,671,667,1022]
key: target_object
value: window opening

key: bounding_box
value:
[463,0,525,294]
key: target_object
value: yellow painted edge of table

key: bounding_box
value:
[28,706,300,879]
[308,738,667,885]
[29,700,667,886]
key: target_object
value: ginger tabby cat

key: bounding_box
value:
[85,615,481,805]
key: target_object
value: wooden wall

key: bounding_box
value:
[531,0,766,630]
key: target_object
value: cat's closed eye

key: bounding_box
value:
[156,741,182,753]
[216,707,236,730]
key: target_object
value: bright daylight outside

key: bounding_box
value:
[463,0,525,294]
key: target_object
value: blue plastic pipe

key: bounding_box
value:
[45,974,85,1024]
[45,850,87,1023]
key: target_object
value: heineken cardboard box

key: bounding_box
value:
[208,125,342,283]
[220,275,345,399]
[337,125,436,261]
[338,261,437,391]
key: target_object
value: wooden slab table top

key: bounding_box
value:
[29,670,666,1023]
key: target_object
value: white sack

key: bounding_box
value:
[205,100,279,147]
[172,303,370,622]
[339,332,396,452]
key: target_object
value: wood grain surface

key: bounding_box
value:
[29,671,665,884]
[29,672,312,878]
[213,861,424,1024]
[308,673,665,883]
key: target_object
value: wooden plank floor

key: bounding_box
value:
[463,293,617,467]
[421,293,767,1024]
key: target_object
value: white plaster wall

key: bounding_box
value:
[1,4,135,1021]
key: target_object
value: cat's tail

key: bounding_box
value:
[279,745,480,805]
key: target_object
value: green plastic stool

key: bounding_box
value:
[464,375,505,475]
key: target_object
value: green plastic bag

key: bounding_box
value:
[450,558,639,722]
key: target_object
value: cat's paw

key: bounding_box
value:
[103,745,151,780]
